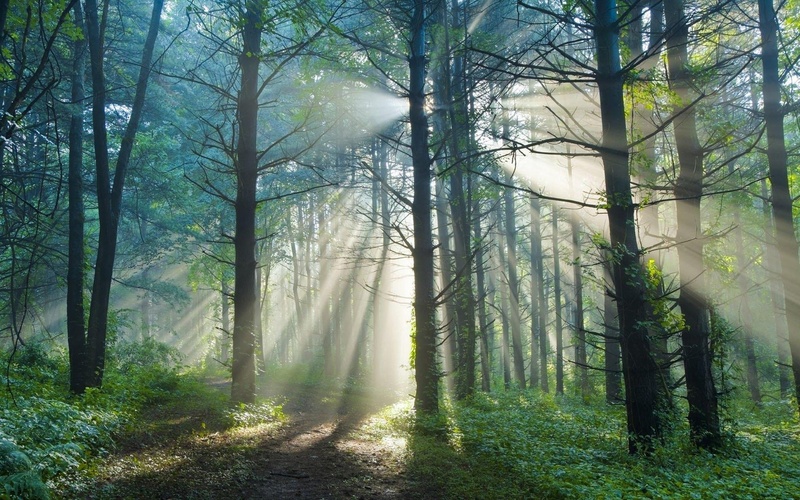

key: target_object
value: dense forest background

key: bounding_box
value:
[2,0,800,497]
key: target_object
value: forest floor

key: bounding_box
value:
[74,380,419,499]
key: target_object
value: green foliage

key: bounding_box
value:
[225,400,286,428]
[645,259,685,335]
[0,339,188,496]
[372,391,800,499]
[0,472,50,500]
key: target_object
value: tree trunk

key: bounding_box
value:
[731,181,761,403]
[221,279,231,364]
[529,197,541,389]
[594,0,663,452]
[535,200,550,393]
[447,6,476,399]
[231,3,261,404]
[435,178,457,391]
[430,0,476,399]
[410,0,438,415]
[474,210,491,392]
[552,206,564,394]
[371,138,392,387]
[496,206,512,390]
[504,179,526,389]
[85,0,164,388]
[67,0,86,395]
[761,178,791,397]
[568,158,588,399]
[759,0,800,414]
[665,0,721,448]
[604,260,622,403]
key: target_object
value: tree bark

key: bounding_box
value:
[67,0,86,395]
[435,178,457,391]
[552,206,564,394]
[732,182,761,403]
[474,210,491,392]
[504,181,526,389]
[85,0,164,388]
[534,199,550,393]
[761,178,791,397]
[604,259,622,403]
[758,0,800,414]
[410,0,438,414]
[568,157,588,399]
[231,2,262,404]
[221,279,231,364]
[594,0,663,452]
[529,197,541,389]
[665,0,721,448]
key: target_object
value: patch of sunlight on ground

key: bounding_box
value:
[223,421,284,441]
[378,435,407,452]
[354,399,413,443]
[106,452,189,477]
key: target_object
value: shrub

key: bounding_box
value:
[0,439,49,500]
[0,338,190,497]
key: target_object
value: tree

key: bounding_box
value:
[83,0,165,388]
[67,0,86,394]
[594,0,665,452]
[758,0,800,413]
[664,0,721,448]
[230,1,262,404]
[409,0,439,414]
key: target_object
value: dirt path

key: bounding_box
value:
[74,382,413,499]
[242,387,408,499]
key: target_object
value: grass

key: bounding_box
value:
[5,342,799,499]
[359,390,800,499]
[0,340,286,499]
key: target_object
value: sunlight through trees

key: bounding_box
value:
[4,3,800,496]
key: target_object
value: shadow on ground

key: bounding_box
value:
[70,381,412,499]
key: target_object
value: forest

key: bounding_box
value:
[2,0,800,498]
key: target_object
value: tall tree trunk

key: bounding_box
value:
[731,176,761,403]
[435,178,457,391]
[430,0,476,399]
[474,210,491,392]
[254,261,264,374]
[302,203,314,363]
[761,178,791,397]
[552,206,564,394]
[371,138,392,386]
[594,0,664,452]
[504,181,526,389]
[665,0,721,448]
[529,197,541,389]
[568,158,588,399]
[286,213,303,345]
[447,0,476,400]
[410,0,438,414]
[537,201,550,392]
[85,0,164,388]
[221,279,231,364]
[629,0,672,386]
[231,3,261,404]
[604,259,622,403]
[759,0,800,414]
[67,1,86,394]
[496,206,512,389]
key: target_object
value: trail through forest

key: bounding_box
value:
[80,381,413,499]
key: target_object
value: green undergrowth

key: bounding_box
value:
[366,391,800,499]
[0,339,191,499]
